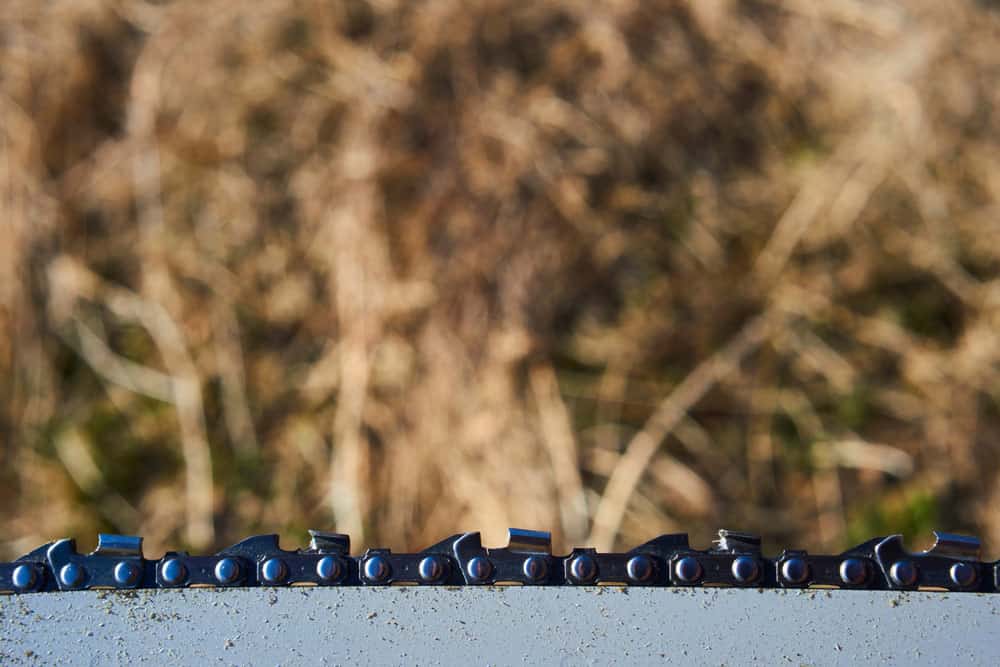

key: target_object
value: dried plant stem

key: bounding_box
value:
[530,363,589,544]
[755,125,891,286]
[70,318,175,402]
[212,301,260,457]
[327,118,387,543]
[54,427,140,530]
[107,284,216,549]
[52,258,218,549]
[129,34,215,549]
[588,313,777,551]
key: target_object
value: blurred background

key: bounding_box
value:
[1,0,999,561]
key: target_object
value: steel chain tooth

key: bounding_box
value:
[1,528,996,593]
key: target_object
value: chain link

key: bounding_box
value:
[1,528,993,594]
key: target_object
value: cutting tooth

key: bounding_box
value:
[0,528,993,594]
[504,528,552,554]
[94,534,143,558]
[873,532,982,563]
[307,530,350,554]
[926,531,980,560]
[714,529,761,553]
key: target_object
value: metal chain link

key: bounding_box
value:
[0,528,993,594]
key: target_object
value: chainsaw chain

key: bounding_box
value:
[0,528,993,594]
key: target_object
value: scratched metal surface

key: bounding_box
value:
[1,587,997,665]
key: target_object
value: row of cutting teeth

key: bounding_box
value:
[0,528,990,593]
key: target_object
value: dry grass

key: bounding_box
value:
[1,0,1000,559]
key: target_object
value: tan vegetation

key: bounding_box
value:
[1,0,999,559]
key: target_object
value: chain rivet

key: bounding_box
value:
[626,555,654,583]
[780,558,810,585]
[674,557,702,584]
[11,565,37,592]
[950,562,977,588]
[889,561,918,587]
[568,555,598,584]
[113,561,140,587]
[418,556,447,583]
[731,556,760,584]
[160,559,187,586]
[839,558,869,586]
[214,558,241,585]
[261,558,289,585]
[465,556,493,583]
[316,556,344,583]
[363,556,391,583]
[8,531,996,595]
[522,556,548,583]
[59,563,85,589]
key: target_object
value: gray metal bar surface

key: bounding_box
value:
[2,586,997,666]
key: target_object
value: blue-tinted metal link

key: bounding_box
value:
[1,528,996,593]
